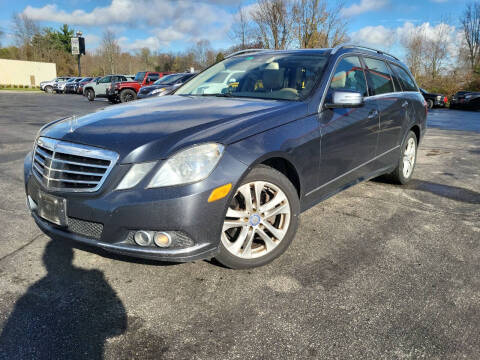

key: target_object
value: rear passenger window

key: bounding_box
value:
[391,64,418,92]
[388,63,403,92]
[364,58,394,95]
[329,56,367,96]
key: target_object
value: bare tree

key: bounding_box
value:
[12,13,40,59]
[99,30,120,74]
[423,23,451,80]
[461,2,480,72]
[191,39,213,68]
[251,0,294,49]
[230,5,253,49]
[400,27,426,78]
[293,0,348,48]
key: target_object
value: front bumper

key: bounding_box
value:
[24,150,248,262]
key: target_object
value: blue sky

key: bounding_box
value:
[0,0,469,57]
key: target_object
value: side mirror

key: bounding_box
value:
[96,80,99,84]
[325,91,364,109]
[147,77,152,83]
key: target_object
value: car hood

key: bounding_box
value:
[39,95,307,163]
[140,84,171,92]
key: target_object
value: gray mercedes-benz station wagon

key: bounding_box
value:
[24,45,427,269]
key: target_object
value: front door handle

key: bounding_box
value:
[401,101,409,108]
[368,110,379,119]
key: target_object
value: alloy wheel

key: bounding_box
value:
[402,137,416,178]
[221,181,291,259]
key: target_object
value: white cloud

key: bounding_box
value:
[351,25,396,48]
[396,21,458,57]
[341,0,390,17]
[22,0,234,51]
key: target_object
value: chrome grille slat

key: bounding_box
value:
[48,168,104,177]
[35,147,52,159]
[48,157,110,169]
[34,155,46,166]
[32,137,118,192]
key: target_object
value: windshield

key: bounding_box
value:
[134,72,147,82]
[154,74,186,85]
[176,53,329,101]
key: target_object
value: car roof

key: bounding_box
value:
[229,46,405,67]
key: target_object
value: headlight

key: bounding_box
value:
[151,88,165,95]
[148,143,224,188]
[116,162,155,190]
[436,95,442,100]
[465,95,472,99]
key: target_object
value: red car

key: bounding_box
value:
[106,71,172,103]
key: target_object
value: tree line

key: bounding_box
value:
[0,0,479,95]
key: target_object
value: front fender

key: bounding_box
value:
[227,114,321,202]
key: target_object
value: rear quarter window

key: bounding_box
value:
[391,64,418,92]
[363,57,394,96]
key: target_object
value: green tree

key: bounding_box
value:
[215,52,225,63]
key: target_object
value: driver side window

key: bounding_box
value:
[329,56,367,96]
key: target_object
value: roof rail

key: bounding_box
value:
[331,43,400,61]
[225,48,270,58]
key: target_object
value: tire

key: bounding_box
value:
[215,165,300,269]
[427,99,434,109]
[44,86,53,94]
[120,89,137,103]
[389,131,418,185]
[86,89,95,101]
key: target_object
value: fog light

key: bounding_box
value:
[153,232,172,247]
[134,231,152,246]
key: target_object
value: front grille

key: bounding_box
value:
[68,217,103,240]
[32,137,118,192]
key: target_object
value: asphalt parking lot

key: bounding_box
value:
[0,92,479,359]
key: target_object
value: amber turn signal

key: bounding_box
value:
[208,183,232,202]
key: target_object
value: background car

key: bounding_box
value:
[54,77,80,94]
[420,88,447,109]
[106,71,171,103]
[450,91,471,109]
[64,77,85,94]
[77,77,98,94]
[137,72,197,99]
[83,75,129,101]
[40,77,71,93]
[451,92,480,110]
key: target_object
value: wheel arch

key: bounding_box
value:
[410,124,421,144]
[241,152,302,198]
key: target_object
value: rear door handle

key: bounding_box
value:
[368,110,379,119]
[401,101,409,108]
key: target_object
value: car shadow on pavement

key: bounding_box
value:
[0,240,127,360]
[405,179,480,204]
[375,178,480,204]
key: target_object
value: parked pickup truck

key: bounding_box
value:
[106,71,171,103]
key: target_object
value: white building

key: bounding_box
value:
[0,59,57,86]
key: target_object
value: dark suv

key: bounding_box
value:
[24,45,427,269]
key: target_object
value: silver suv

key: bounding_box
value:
[83,75,128,101]
[40,77,71,93]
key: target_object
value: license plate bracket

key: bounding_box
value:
[37,190,68,226]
